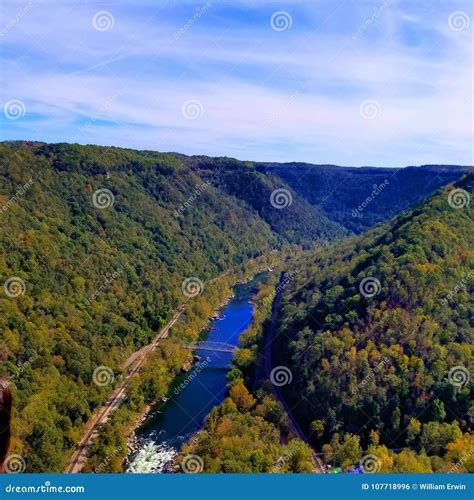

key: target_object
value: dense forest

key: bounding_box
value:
[0,142,280,471]
[0,140,469,472]
[259,162,469,233]
[274,173,473,472]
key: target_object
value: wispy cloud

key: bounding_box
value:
[0,0,472,166]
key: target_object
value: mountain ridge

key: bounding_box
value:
[273,172,473,472]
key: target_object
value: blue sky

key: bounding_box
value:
[0,0,473,166]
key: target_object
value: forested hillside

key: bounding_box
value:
[182,156,345,245]
[0,141,468,472]
[0,141,284,471]
[274,173,473,472]
[259,163,469,233]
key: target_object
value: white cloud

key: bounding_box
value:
[0,0,472,166]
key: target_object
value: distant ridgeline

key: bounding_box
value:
[274,173,473,472]
[0,140,469,471]
[257,162,471,234]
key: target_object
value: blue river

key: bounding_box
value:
[127,274,265,473]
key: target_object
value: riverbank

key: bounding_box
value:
[177,271,316,473]
[126,273,268,473]
[124,293,236,461]
[80,253,281,473]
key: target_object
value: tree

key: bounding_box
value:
[393,450,432,473]
[229,381,256,412]
[406,418,421,445]
[310,419,325,439]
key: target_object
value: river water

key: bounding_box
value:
[127,274,265,473]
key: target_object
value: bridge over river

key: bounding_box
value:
[181,341,236,353]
